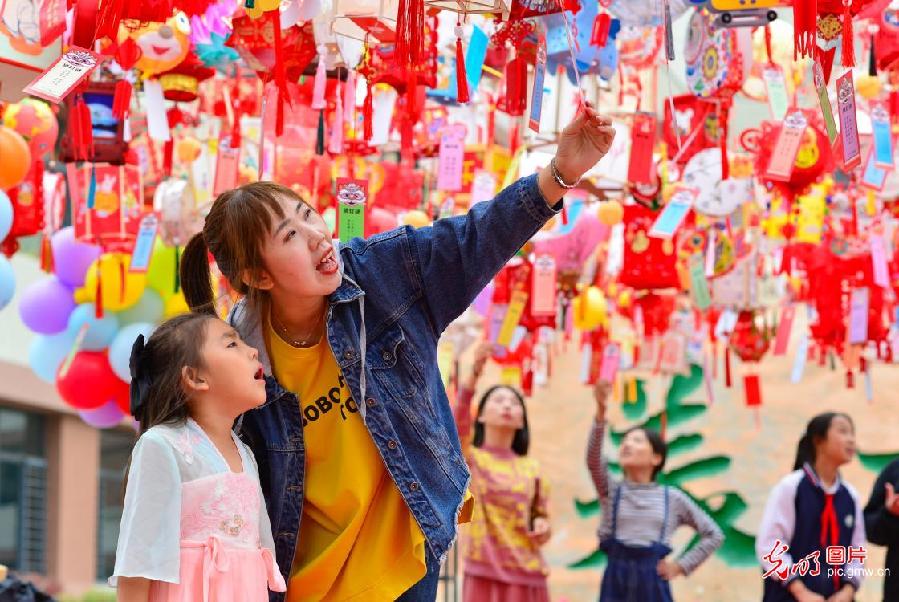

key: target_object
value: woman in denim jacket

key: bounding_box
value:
[179,106,615,601]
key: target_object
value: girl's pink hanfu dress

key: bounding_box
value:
[111,418,286,601]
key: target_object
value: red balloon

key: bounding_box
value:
[56,351,129,411]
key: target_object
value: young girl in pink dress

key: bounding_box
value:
[111,313,286,602]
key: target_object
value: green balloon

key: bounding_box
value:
[147,241,179,300]
[116,290,165,326]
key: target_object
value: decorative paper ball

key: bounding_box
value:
[2,98,59,157]
[0,126,31,190]
[856,75,882,101]
[597,200,624,225]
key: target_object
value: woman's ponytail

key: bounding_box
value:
[180,232,217,315]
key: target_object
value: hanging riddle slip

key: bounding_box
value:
[628,113,657,187]
[766,111,807,181]
[836,71,862,171]
[336,178,367,243]
[862,148,888,191]
[763,65,789,121]
[649,187,695,239]
[773,304,795,356]
[599,342,621,383]
[497,290,528,347]
[129,214,159,273]
[531,255,557,316]
[848,287,870,345]
[871,102,894,169]
[791,334,809,383]
[813,62,838,144]
[23,47,104,104]
[871,235,890,288]
[688,253,711,310]
[529,37,548,133]
[437,124,466,192]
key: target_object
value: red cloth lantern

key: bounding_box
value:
[619,204,681,291]
[158,54,215,102]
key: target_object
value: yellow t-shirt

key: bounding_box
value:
[269,324,426,602]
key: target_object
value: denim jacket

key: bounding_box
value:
[229,174,560,596]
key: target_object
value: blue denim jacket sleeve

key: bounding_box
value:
[409,173,561,336]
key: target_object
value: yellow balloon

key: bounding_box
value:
[76,254,147,311]
[164,292,190,318]
[572,286,607,331]
[147,241,179,300]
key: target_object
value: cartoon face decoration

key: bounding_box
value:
[337,182,366,206]
[120,13,191,78]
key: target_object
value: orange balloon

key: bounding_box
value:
[0,126,31,190]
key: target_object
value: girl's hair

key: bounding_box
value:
[123,312,216,496]
[130,312,215,435]
[181,181,308,315]
[472,385,530,456]
[792,412,854,471]
[622,426,668,480]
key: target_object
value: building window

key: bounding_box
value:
[0,407,47,573]
[96,428,136,581]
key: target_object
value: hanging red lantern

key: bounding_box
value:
[619,204,682,291]
[158,54,215,102]
[228,18,317,82]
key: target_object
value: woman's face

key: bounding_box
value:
[619,429,662,475]
[256,195,342,298]
[818,415,856,466]
[477,387,525,431]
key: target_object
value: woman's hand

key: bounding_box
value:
[656,559,685,580]
[529,516,552,546]
[593,379,612,421]
[463,341,493,390]
[539,102,616,204]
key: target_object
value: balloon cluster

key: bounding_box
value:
[18,227,189,428]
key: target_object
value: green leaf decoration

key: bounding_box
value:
[663,456,732,486]
[621,379,647,421]
[667,433,704,458]
[568,547,608,570]
[858,451,899,473]
[575,498,601,518]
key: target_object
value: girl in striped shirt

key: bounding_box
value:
[587,380,724,602]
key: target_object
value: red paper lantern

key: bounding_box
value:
[1,160,44,257]
[158,54,215,102]
[228,18,317,82]
[728,310,771,363]
[57,351,129,411]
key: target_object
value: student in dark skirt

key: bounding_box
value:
[587,380,723,602]
[757,413,865,602]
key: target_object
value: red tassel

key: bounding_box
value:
[744,373,761,406]
[272,11,289,138]
[846,370,854,388]
[39,234,53,273]
[724,347,732,387]
[395,0,425,67]
[719,101,729,180]
[119,255,126,303]
[112,79,132,119]
[455,26,470,104]
[163,139,174,176]
[363,82,374,142]
[591,13,611,47]
[95,0,125,43]
[793,0,817,59]
[860,357,868,373]
[842,3,855,67]
[502,57,527,117]
[95,265,103,319]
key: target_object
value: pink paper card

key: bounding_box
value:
[531,255,557,316]
[580,342,593,384]
[213,145,240,195]
[766,111,807,182]
[599,343,621,383]
[848,287,869,345]
[773,304,795,356]
[23,47,103,104]
[871,235,890,288]
[437,124,466,192]
[836,71,862,171]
